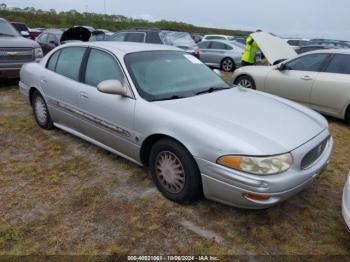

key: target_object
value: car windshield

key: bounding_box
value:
[0,21,19,37]
[125,51,230,101]
[160,31,196,48]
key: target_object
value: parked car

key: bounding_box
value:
[285,38,309,49]
[342,172,350,232]
[110,28,200,58]
[0,18,43,78]
[198,40,243,72]
[295,45,329,54]
[10,22,31,39]
[233,44,350,124]
[36,29,64,55]
[89,30,108,42]
[202,34,235,41]
[19,41,333,209]
[308,39,350,49]
[97,29,114,37]
[191,33,203,43]
[29,28,43,40]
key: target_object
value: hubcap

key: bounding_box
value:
[222,59,233,71]
[155,151,185,194]
[238,79,253,89]
[34,96,48,125]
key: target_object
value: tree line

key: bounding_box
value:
[0,3,249,36]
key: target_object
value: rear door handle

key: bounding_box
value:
[79,91,88,99]
[40,79,47,84]
[301,75,312,81]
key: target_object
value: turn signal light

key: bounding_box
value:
[243,193,271,202]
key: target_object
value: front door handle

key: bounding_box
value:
[301,75,312,81]
[80,91,88,99]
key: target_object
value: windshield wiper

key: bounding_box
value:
[195,86,232,95]
[152,95,186,101]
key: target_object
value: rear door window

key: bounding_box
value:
[209,41,227,50]
[55,47,86,81]
[84,49,125,87]
[325,54,350,75]
[125,33,145,43]
[146,32,162,44]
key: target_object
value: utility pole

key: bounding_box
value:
[104,0,107,14]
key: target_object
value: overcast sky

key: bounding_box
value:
[2,0,350,40]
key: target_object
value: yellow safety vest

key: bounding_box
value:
[242,36,258,64]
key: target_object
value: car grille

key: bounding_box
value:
[0,48,34,63]
[301,138,328,169]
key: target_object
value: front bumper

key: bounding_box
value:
[196,129,333,209]
[342,174,350,232]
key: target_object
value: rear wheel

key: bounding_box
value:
[221,58,235,72]
[32,91,54,130]
[235,75,256,89]
[149,139,202,204]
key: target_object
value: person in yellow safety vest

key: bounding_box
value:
[241,29,262,66]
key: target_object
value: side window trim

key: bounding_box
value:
[47,46,88,82]
[81,47,135,99]
[46,49,62,72]
[319,53,334,72]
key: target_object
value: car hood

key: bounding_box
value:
[252,32,297,65]
[155,88,326,155]
[0,36,39,48]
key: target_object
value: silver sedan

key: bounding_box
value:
[20,42,333,209]
[198,40,244,72]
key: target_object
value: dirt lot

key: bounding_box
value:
[1,75,350,256]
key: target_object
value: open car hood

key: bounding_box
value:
[252,32,297,65]
[60,26,91,43]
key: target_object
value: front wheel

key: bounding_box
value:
[32,91,54,130]
[234,75,256,89]
[149,139,202,204]
[221,58,235,72]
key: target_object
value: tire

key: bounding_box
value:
[221,58,235,72]
[32,91,54,130]
[346,107,350,125]
[149,138,202,204]
[234,75,256,90]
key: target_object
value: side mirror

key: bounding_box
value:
[97,80,129,96]
[276,63,286,71]
[213,69,222,77]
[20,31,29,37]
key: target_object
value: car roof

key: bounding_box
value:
[304,49,350,55]
[43,29,64,33]
[61,41,181,55]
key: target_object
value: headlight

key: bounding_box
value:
[217,153,293,175]
[34,47,43,58]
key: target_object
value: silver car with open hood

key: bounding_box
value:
[20,42,333,209]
